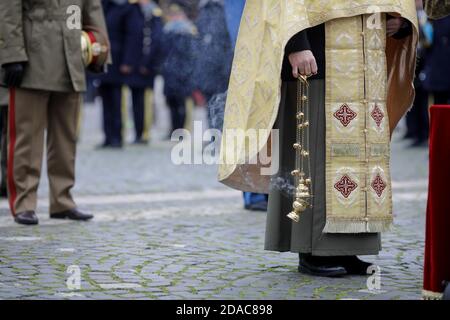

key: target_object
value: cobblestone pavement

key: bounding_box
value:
[0,87,428,300]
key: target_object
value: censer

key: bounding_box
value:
[287,75,313,223]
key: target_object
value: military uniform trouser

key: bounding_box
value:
[166,95,187,131]
[7,88,80,216]
[130,87,153,142]
[99,84,123,145]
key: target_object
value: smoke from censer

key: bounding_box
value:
[207,91,227,131]
[270,175,296,198]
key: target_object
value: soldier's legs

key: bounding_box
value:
[142,89,154,141]
[166,95,186,131]
[416,87,430,142]
[405,104,419,138]
[110,86,123,145]
[99,84,122,145]
[99,84,110,145]
[46,92,80,214]
[434,91,450,105]
[7,88,48,215]
[131,87,145,141]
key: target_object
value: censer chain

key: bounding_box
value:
[287,75,313,223]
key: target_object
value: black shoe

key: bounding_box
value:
[109,141,123,149]
[336,256,374,275]
[50,208,93,221]
[96,141,123,149]
[133,138,149,145]
[95,141,111,149]
[298,253,347,277]
[14,211,39,225]
[403,131,414,140]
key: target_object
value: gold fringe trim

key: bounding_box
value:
[422,290,443,300]
[323,219,393,234]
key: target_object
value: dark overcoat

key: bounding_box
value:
[424,17,450,92]
[161,20,197,98]
[99,0,143,86]
[194,1,233,97]
[129,2,164,89]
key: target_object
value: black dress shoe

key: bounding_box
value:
[133,138,149,145]
[50,208,93,221]
[298,253,347,277]
[96,141,123,149]
[403,131,414,140]
[95,141,111,149]
[109,141,123,149]
[336,256,374,275]
[14,211,39,225]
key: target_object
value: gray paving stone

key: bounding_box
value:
[0,102,427,300]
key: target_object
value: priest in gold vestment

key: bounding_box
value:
[219,0,418,277]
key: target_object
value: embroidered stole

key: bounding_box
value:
[323,14,393,233]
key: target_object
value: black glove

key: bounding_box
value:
[2,63,26,87]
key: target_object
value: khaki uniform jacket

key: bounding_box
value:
[424,0,450,19]
[0,0,109,92]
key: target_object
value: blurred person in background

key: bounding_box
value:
[194,0,233,128]
[223,0,269,212]
[161,2,197,135]
[404,0,431,147]
[424,14,450,105]
[0,88,8,198]
[98,0,144,149]
[159,0,199,19]
[127,0,164,145]
[224,0,245,48]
